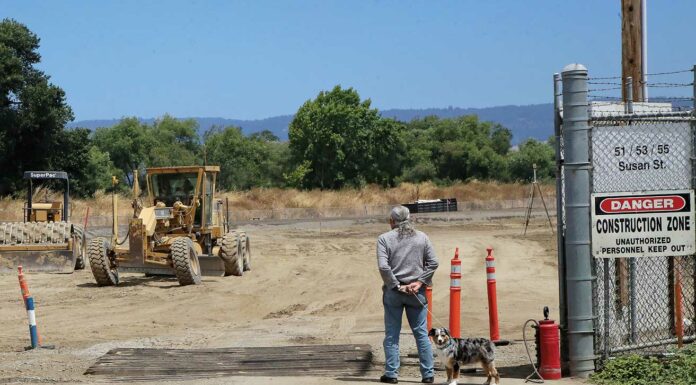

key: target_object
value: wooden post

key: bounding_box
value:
[622,0,644,102]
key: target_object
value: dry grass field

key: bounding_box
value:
[0,181,555,221]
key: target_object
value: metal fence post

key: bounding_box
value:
[561,63,595,377]
[692,65,696,189]
[692,65,696,319]
[626,77,634,114]
[629,258,637,343]
[553,72,569,366]
[602,258,610,360]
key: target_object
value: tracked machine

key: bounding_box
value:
[88,166,250,286]
[0,171,86,273]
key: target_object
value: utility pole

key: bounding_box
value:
[622,0,644,102]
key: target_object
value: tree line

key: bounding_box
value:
[0,19,555,198]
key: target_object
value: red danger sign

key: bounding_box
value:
[591,190,695,258]
[598,195,686,214]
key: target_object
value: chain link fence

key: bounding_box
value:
[593,255,696,359]
[586,70,696,362]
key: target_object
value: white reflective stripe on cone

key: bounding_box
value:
[450,279,461,287]
[487,273,496,280]
[27,310,36,326]
[486,260,495,268]
[451,265,461,273]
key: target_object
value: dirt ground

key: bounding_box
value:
[0,214,582,385]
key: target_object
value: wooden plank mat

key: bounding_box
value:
[85,344,374,382]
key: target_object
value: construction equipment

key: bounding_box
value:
[0,171,86,273]
[88,166,250,286]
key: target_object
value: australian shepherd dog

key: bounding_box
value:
[428,327,500,385]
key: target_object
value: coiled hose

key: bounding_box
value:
[523,319,544,383]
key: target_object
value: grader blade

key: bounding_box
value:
[0,250,76,273]
[198,255,225,277]
[0,221,77,273]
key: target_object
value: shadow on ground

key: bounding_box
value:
[76,275,182,288]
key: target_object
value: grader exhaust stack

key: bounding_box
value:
[0,171,86,273]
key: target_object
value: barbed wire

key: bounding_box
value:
[588,81,623,85]
[588,75,622,80]
[645,68,693,76]
[588,95,694,101]
[588,93,620,99]
[589,87,623,92]
[649,96,694,101]
[643,82,694,88]
[588,68,693,81]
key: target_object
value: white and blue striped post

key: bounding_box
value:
[25,296,39,349]
[18,266,41,349]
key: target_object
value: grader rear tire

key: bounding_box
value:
[73,225,86,270]
[242,236,251,272]
[171,237,202,286]
[220,232,243,276]
[88,238,118,286]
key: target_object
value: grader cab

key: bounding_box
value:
[88,166,250,286]
[0,171,86,273]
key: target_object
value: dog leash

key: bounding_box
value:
[410,289,449,329]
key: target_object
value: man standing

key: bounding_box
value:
[377,206,439,384]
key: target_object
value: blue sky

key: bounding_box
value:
[2,0,694,121]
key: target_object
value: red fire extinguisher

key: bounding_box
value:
[536,306,562,380]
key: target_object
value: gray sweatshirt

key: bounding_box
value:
[377,229,439,289]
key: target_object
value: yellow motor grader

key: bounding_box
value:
[0,171,86,273]
[88,166,250,286]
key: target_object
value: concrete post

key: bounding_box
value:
[561,63,595,377]
[553,72,569,366]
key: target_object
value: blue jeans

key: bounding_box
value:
[382,285,434,379]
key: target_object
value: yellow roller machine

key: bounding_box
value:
[0,171,86,273]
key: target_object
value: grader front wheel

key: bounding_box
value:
[88,238,118,286]
[220,232,243,276]
[171,237,202,286]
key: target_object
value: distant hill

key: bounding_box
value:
[68,103,555,144]
[381,104,553,143]
[68,115,295,140]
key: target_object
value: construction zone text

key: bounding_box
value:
[591,190,696,257]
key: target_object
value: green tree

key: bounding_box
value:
[147,115,200,167]
[83,146,123,194]
[288,85,403,189]
[491,125,512,155]
[507,139,555,181]
[400,115,509,183]
[204,126,289,190]
[92,117,150,185]
[49,128,120,196]
[0,19,74,195]
[399,117,438,183]
[249,129,279,142]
